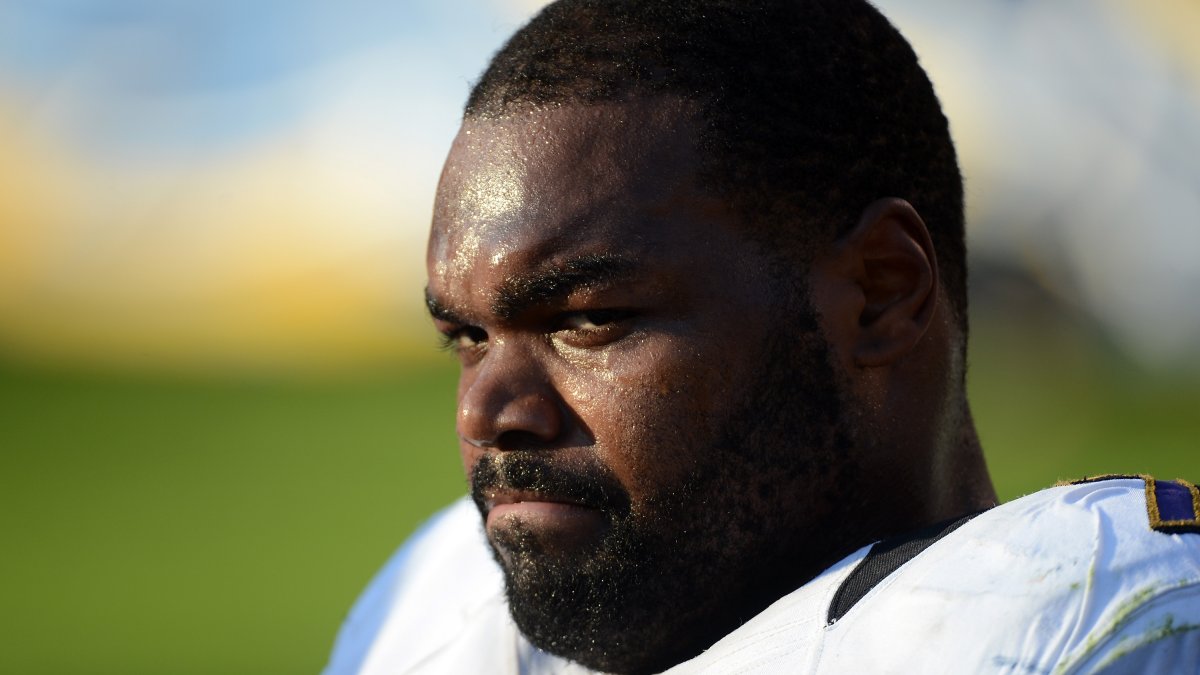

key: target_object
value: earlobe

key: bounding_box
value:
[840,198,938,368]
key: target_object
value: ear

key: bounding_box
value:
[813,198,938,368]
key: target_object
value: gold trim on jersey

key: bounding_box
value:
[1055,474,1200,534]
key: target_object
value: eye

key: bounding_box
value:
[439,326,488,355]
[561,310,625,331]
[556,309,634,347]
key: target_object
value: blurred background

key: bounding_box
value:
[1,0,1197,672]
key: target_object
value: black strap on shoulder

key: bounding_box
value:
[826,510,987,625]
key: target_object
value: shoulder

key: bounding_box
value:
[847,477,1200,673]
[322,498,512,675]
[673,477,1200,674]
[963,476,1200,609]
[323,498,596,675]
[1003,476,1200,673]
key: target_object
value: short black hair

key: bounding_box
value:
[466,0,967,327]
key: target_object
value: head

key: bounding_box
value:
[425,1,994,673]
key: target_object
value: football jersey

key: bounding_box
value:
[322,499,589,675]
[325,476,1200,674]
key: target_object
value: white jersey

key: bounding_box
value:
[324,477,1200,674]
[322,499,589,675]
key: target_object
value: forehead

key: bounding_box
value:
[427,99,716,299]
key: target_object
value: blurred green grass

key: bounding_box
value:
[1,317,1197,674]
[0,361,464,675]
[968,310,1199,497]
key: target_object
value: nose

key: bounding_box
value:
[457,341,564,450]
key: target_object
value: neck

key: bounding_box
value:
[936,402,998,515]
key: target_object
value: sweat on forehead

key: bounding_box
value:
[427,98,708,289]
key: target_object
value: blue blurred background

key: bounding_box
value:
[1,1,1197,672]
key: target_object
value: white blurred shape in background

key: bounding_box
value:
[888,0,1200,364]
[0,0,1195,371]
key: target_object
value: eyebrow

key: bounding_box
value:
[493,253,638,320]
[424,253,639,326]
[425,291,463,324]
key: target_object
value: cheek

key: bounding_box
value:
[560,335,732,491]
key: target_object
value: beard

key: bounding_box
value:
[469,296,869,675]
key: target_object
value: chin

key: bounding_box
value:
[489,516,699,674]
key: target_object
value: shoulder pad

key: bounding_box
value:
[1060,474,1200,534]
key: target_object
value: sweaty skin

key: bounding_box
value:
[428,99,794,554]
[425,97,995,674]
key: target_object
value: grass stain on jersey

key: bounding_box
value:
[1055,581,1196,673]
[1092,614,1200,671]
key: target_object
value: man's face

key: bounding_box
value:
[426,99,862,673]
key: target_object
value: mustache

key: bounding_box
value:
[470,454,632,517]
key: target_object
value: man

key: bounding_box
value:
[325,1,1200,673]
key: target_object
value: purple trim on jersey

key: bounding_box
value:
[1065,475,1200,534]
[1155,480,1198,523]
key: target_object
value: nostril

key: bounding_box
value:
[493,428,560,452]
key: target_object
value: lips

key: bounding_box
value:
[485,490,605,531]
[470,454,632,551]
[482,487,600,528]
[483,488,588,512]
[480,482,609,530]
